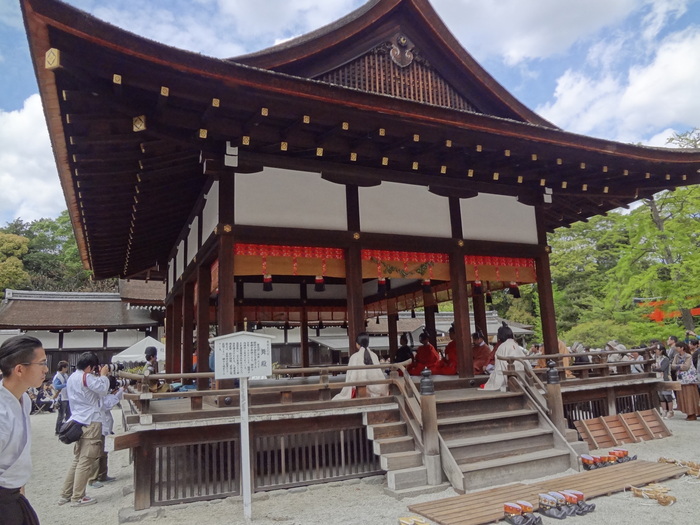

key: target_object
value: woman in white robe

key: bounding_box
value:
[481,322,527,391]
[333,333,389,400]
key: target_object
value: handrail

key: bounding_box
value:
[119,360,411,383]
[504,368,549,414]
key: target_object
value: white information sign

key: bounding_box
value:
[211,332,273,379]
[209,331,274,521]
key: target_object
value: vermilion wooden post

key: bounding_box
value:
[345,243,364,356]
[535,207,559,356]
[172,293,183,374]
[182,281,195,375]
[450,249,472,378]
[196,263,211,391]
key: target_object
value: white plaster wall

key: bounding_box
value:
[461,193,538,244]
[107,331,145,348]
[202,180,219,240]
[359,182,452,237]
[187,217,199,265]
[168,262,174,294]
[62,331,104,349]
[176,240,185,280]
[234,168,347,230]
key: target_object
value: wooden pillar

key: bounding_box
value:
[217,235,236,389]
[423,301,438,350]
[300,308,310,368]
[165,301,174,373]
[388,312,399,362]
[171,293,183,374]
[217,170,236,390]
[182,281,195,374]
[472,293,488,341]
[345,243,364,356]
[133,443,154,510]
[535,207,558,355]
[450,250,473,378]
[196,263,211,391]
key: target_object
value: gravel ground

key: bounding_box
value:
[25,410,700,525]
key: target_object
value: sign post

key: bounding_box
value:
[210,331,273,520]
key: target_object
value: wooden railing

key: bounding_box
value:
[498,347,657,382]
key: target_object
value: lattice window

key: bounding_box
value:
[153,439,240,504]
[254,426,380,490]
[317,45,479,113]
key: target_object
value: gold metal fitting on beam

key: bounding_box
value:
[45,48,61,69]
[132,115,146,132]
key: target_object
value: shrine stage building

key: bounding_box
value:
[21,0,700,507]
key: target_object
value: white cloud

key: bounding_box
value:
[214,0,360,43]
[0,95,63,225]
[537,22,700,144]
[432,0,639,64]
[617,27,700,140]
[640,0,688,41]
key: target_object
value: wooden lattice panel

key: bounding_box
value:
[574,410,670,450]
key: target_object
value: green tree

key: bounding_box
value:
[0,212,117,293]
[0,233,31,298]
[605,186,700,331]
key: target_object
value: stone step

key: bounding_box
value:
[373,435,415,455]
[438,409,540,440]
[381,450,423,471]
[461,448,572,491]
[386,465,428,491]
[446,428,555,464]
[366,421,407,440]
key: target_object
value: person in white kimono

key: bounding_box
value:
[333,333,389,400]
[0,335,47,525]
[480,322,527,391]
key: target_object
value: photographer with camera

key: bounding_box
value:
[87,375,124,488]
[58,352,109,507]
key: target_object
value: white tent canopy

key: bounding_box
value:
[111,336,165,363]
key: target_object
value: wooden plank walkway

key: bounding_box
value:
[408,460,687,525]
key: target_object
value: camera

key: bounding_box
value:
[103,363,125,374]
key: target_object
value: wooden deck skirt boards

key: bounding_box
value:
[573,409,671,450]
[408,460,687,525]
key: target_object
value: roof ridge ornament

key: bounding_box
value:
[390,33,415,68]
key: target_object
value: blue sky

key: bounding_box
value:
[1,0,699,225]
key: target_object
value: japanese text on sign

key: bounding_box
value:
[213,333,273,379]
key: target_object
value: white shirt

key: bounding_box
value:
[66,370,109,425]
[100,389,124,436]
[0,380,32,488]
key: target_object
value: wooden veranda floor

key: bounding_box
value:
[407,460,688,525]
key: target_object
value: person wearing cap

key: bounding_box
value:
[480,322,527,391]
[0,335,47,525]
[431,325,458,375]
[144,346,159,374]
[406,332,440,376]
[472,330,493,375]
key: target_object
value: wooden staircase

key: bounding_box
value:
[362,387,579,494]
[363,407,428,492]
[436,389,576,491]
